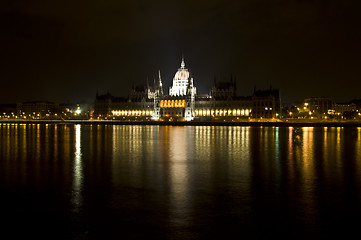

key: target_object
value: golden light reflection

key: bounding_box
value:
[323,127,329,173]
[298,127,317,226]
[54,124,58,162]
[275,127,280,171]
[13,124,19,164]
[34,124,41,184]
[44,124,49,163]
[287,127,296,181]
[288,127,293,156]
[336,127,342,169]
[232,126,251,180]
[194,126,212,173]
[194,126,252,197]
[356,127,361,185]
[36,124,40,161]
[301,127,314,178]
[169,127,189,209]
[111,125,156,188]
[72,124,83,210]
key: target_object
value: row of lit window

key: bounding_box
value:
[195,109,250,117]
[112,110,153,116]
[160,100,186,108]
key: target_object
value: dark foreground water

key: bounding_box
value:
[1,124,361,239]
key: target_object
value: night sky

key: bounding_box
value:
[1,0,360,105]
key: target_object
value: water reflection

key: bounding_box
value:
[357,128,361,186]
[1,124,361,238]
[72,124,83,210]
[111,125,157,188]
[301,127,315,181]
[169,127,191,226]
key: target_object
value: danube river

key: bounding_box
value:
[1,123,361,239]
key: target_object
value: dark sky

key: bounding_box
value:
[1,0,360,105]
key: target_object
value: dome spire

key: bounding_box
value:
[181,55,185,69]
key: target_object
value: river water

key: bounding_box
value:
[1,123,361,239]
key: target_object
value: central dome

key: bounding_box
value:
[174,68,190,81]
[169,58,195,96]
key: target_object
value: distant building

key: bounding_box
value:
[332,103,356,115]
[93,58,281,121]
[252,88,281,118]
[60,103,92,119]
[211,79,237,98]
[94,91,153,120]
[0,104,17,119]
[17,101,59,119]
[194,79,252,119]
[304,97,332,115]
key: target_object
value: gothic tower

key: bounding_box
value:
[152,70,163,120]
[184,71,196,121]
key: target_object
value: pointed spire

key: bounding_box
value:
[181,55,185,69]
[157,70,163,96]
[158,70,162,87]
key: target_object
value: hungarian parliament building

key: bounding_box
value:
[94,58,281,121]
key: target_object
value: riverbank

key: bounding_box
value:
[1,119,361,127]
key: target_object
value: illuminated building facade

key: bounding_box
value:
[194,79,253,119]
[93,58,281,121]
[94,90,154,120]
[153,58,196,121]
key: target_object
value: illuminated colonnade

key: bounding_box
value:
[111,110,153,117]
[112,107,250,118]
[160,100,186,108]
[194,108,250,117]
